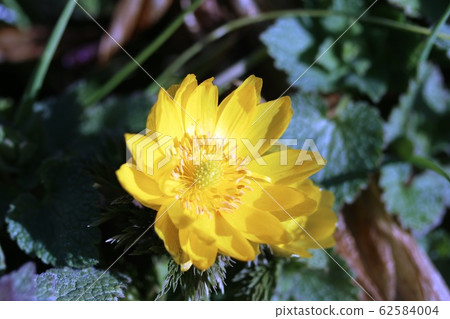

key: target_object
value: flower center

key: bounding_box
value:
[194,161,223,189]
[170,134,252,216]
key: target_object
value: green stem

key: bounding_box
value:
[82,0,205,107]
[417,3,450,71]
[398,5,450,134]
[14,0,76,125]
[408,156,450,183]
[147,9,450,92]
[364,16,449,40]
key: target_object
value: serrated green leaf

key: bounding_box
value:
[260,10,422,102]
[303,249,329,270]
[320,0,364,33]
[232,257,281,301]
[0,262,36,301]
[283,93,383,209]
[422,64,450,114]
[273,252,358,301]
[260,18,334,93]
[34,82,89,152]
[158,256,231,301]
[36,267,126,301]
[260,18,313,68]
[6,159,100,268]
[379,163,449,234]
[315,38,340,71]
[345,74,387,103]
[385,63,450,157]
[80,92,154,135]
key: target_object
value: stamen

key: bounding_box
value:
[168,133,251,216]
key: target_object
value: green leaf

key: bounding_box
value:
[284,93,383,209]
[14,0,77,125]
[388,0,421,17]
[345,73,387,104]
[273,251,358,301]
[422,63,450,114]
[0,181,19,228]
[419,230,450,285]
[80,92,154,135]
[158,256,231,301]
[0,125,38,171]
[36,267,127,301]
[33,82,91,153]
[435,24,450,59]
[0,244,5,271]
[231,256,281,301]
[303,249,330,270]
[385,63,450,157]
[0,262,36,301]
[6,159,101,267]
[379,163,449,234]
[320,0,364,33]
[260,10,423,102]
[388,0,449,21]
[260,17,332,93]
[260,18,313,71]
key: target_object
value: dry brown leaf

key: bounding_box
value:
[137,0,173,30]
[98,0,173,63]
[0,27,47,63]
[335,180,450,301]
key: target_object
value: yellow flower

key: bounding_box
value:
[116,74,336,271]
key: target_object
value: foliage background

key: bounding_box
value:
[0,0,449,300]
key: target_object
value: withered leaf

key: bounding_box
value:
[335,180,450,301]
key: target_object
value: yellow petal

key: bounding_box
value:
[239,96,292,157]
[219,75,262,110]
[299,191,336,241]
[270,180,322,221]
[243,181,306,211]
[214,215,256,261]
[146,77,197,140]
[248,149,325,185]
[146,94,183,140]
[154,206,188,264]
[215,80,258,139]
[174,74,198,109]
[115,164,165,209]
[222,204,291,244]
[184,78,218,135]
[166,84,180,97]
[125,132,174,177]
[189,213,216,244]
[269,191,336,256]
[179,229,217,271]
[167,200,196,229]
[277,191,337,253]
[292,179,322,205]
